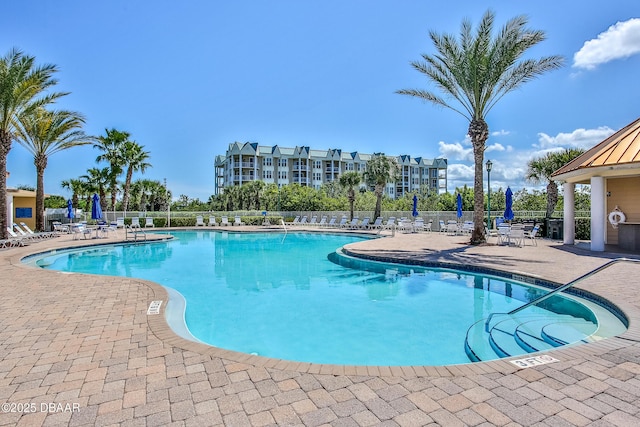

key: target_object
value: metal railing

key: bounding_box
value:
[485,257,640,331]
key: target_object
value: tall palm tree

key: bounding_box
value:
[363,155,400,220]
[397,10,563,244]
[339,171,361,220]
[0,48,66,238]
[94,128,130,210]
[14,108,94,230]
[120,141,151,213]
[526,148,585,219]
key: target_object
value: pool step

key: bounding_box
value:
[465,313,598,362]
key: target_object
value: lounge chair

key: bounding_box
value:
[116,217,125,228]
[336,216,348,228]
[19,222,55,239]
[343,217,359,228]
[317,216,328,227]
[52,221,70,234]
[145,217,154,228]
[424,220,433,232]
[308,216,318,226]
[70,224,93,240]
[6,228,29,246]
[524,224,540,246]
[298,216,308,226]
[131,217,140,228]
[233,216,243,226]
[398,218,413,232]
[195,215,205,226]
[288,216,300,226]
[383,217,396,230]
[359,217,370,229]
[439,220,446,233]
[221,216,230,226]
[413,218,424,232]
[368,217,383,229]
[326,216,337,227]
[208,216,217,226]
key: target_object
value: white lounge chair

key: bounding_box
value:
[221,216,230,226]
[131,217,140,228]
[335,216,348,228]
[326,216,337,227]
[298,216,308,226]
[368,217,383,229]
[359,217,370,229]
[308,216,318,226]
[233,216,243,226]
[317,216,328,227]
[344,217,359,228]
[208,216,217,226]
[195,215,205,226]
[116,217,125,228]
[6,227,29,246]
[19,222,55,239]
[384,217,396,230]
[145,217,154,228]
[288,216,300,226]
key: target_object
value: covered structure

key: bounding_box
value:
[552,116,640,251]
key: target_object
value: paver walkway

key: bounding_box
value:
[1,228,640,426]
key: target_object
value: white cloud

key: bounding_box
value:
[486,142,507,153]
[438,140,473,161]
[491,129,510,136]
[573,18,640,70]
[536,126,615,150]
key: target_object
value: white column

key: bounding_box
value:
[563,182,575,245]
[239,154,243,185]
[590,176,605,251]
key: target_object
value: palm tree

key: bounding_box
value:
[120,141,151,213]
[94,128,130,210]
[14,108,94,230]
[0,48,66,238]
[363,154,400,220]
[82,167,111,211]
[526,148,585,218]
[397,10,563,244]
[61,178,88,214]
[339,171,361,220]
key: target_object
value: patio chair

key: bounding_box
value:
[524,224,540,246]
[145,217,155,228]
[368,217,383,229]
[6,228,29,246]
[424,220,433,232]
[383,217,396,230]
[288,216,300,225]
[509,224,526,247]
[317,216,328,227]
[233,215,244,226]
[336,216,348,228]
[19,222,55,239]
[439,220,447,233]
[195,215,205,226]
[359,217,370,229]
[497,225,511,245]
[131,217,140,228]
[298,216,308,226]
[208,216,217,226]
[116,217,125,228]
[344,217,359,228]
[326,216,337,227]
[221,216,230,226]
[70,224,93,240]
[398,218,413,232]
[308,215,318,226]
[413,218,425,232]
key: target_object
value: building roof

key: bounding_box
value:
[552,116,640,183]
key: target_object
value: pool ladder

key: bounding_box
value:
[484,257,640,332]
[465,257,640,362]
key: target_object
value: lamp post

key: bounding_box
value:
[164,178,170,228]
[486,160,492,230]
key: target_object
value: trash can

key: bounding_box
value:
[546,219,564,240]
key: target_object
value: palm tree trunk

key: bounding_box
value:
[0,130,11,240]
[469,119,489,244]
[122,167,134,213]
[35,155,48,231]
[374,185,383,220]
[348,189,355,220]
[546,182,558,218]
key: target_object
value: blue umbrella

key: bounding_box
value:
[504,187,514,221]
[66,199,74,220]
[91,193,103,220]
[456,193,463,219]
[412,194,419,217]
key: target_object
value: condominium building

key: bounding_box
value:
[214,142,448,198]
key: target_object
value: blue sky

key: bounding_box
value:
[3,0,639,201]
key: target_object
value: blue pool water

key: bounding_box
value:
[27,231,625,366]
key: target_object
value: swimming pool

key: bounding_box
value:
[27,230,626,366]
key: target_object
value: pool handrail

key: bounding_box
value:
[485,257,640,332]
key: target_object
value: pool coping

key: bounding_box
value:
[12,227,640,378]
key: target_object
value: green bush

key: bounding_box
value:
[576,218,590,240]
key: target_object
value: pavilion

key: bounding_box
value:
[552,116,640,251]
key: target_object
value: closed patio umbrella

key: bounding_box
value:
[504,187,514,221]
[91,194,103,220]
[66,199,74,221]
[412,194,419,218]
[456,193,463,219]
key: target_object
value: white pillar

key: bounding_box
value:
[590,176,605,251]
[563,183,575,245]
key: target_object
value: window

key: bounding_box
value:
[313,172,322,181]
[263,170,272,179]
[263,157,272,167]
[314,160,322,169]
[278,171,288,179]
[346,162,354,171]
[278,158,288,167]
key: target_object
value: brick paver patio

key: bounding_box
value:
[1,227,640,426]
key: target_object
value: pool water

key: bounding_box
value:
[28,231,625,366]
